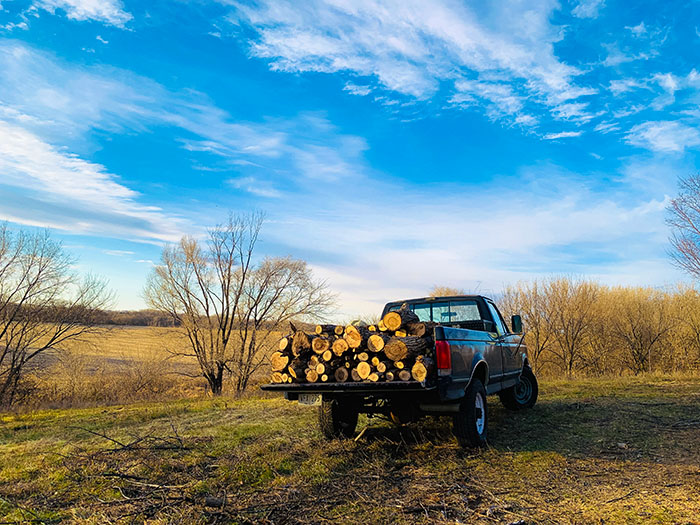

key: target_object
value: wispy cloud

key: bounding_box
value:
[626,121,700,153]
[229,0,595,128]
[572,0,605,19]
[0,119,188,242]
[31,0,132,27]
[544,131,583,139]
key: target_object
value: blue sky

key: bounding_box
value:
[0,0,698,317]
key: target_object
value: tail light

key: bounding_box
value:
[435,340,452,376]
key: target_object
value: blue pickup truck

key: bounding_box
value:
[261,295,538,448]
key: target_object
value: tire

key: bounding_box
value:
[499,366,538,411]
[453,379,488,448]
[318,397,358,439]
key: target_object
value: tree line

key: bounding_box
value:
[500,278,700,376]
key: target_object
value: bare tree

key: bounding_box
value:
[667,173,700,278]
[0,225,111,406]
[501,281,555,374]
[144,213,335,395]
[546,278,599,375]
[429,285,466,297]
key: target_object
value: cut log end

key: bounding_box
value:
[312,337,331,355]
[334,367,349,382]
[278,337,290,351]
[398,370,412,381]
[382,308,419,331]
[332,338,349,356]
[270,352,289,372]
[306,369,319,382]
[356,361,371,380]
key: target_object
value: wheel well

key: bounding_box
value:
[471,361,488,387]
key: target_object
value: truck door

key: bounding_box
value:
[485,301,522,389]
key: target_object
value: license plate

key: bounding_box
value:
[298,394,320,406]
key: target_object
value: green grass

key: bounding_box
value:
[1,375,699,524]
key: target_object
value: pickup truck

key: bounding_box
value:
[261,295,538,447]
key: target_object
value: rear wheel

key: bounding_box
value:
[318,397,358,439]
[453,379,488,448]
[499,366,538,410]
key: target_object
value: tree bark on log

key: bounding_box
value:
[315,324,336,335]
[292,331,311,356]
[411,357,435,382]
[382,308,420,331]
[384,336,429,361]
[270,352,289,372]
[288,359,306,380]
[368,333,389,353]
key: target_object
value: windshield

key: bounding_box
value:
[389,299,482,323]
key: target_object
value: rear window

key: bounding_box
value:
[388,300,482,323]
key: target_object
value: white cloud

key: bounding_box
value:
[0,119,188,242]
[103,249,134,256]
[96,35,108,44]
[343,82,372,96]
[626,121,700,153]
[543,131,583,139]
[626,22,647,37]
[230,0,594,124]
[32,0,132,27]
[572,0,605,19]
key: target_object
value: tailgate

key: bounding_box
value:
[260,381,434,394]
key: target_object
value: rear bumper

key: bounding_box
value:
[260,381,435,395]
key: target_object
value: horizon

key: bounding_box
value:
[1,0,697,317]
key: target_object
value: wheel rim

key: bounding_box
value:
[514,376,532,403]
[475,392,485,434]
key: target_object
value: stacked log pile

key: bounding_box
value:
[270,307,437,384]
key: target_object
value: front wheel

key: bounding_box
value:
[499,366,538,410]
[453,379,488,448]
[318,397,358,439]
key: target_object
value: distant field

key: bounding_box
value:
[26,326,281,408]
[1,375,699,523]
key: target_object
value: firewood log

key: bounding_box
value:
[357,352,369,362]
[312,337,331,355]
[281,373,289,383]
[371,356,380,367]
[368,333,389,353]
[292,331,311,356]
[376,361,389,373]
[334,325,345,336]
[385,370,395,381]
[306,369,319,382]
[270,352,289,372]
[271,372,284,383]
[368,325,377,332]
[279,336,290,351]
[321,374,329,382]
[322,350,333,362]
[378,320,388,331]
[394,360,404,369]
[332,338,349,356]
[345,325,370,349]
[315,324,336,335]
[395,330,407,337]
[384,336,429,361]
[351,368,362,381]
[315,363,326,375]
[368,372,381,382]
[334,367,349,382]
[309,355,320,368]
[356,361,371,380]
[382,308,419,331]
[287,359,306,380]
[411,356,435,382]
[406,322,436,338]
[398,370,412,381]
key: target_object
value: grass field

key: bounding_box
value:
[1,375,699,524]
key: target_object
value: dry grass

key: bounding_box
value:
[1,375,699,524]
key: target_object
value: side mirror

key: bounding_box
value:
[511,315,523,333]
